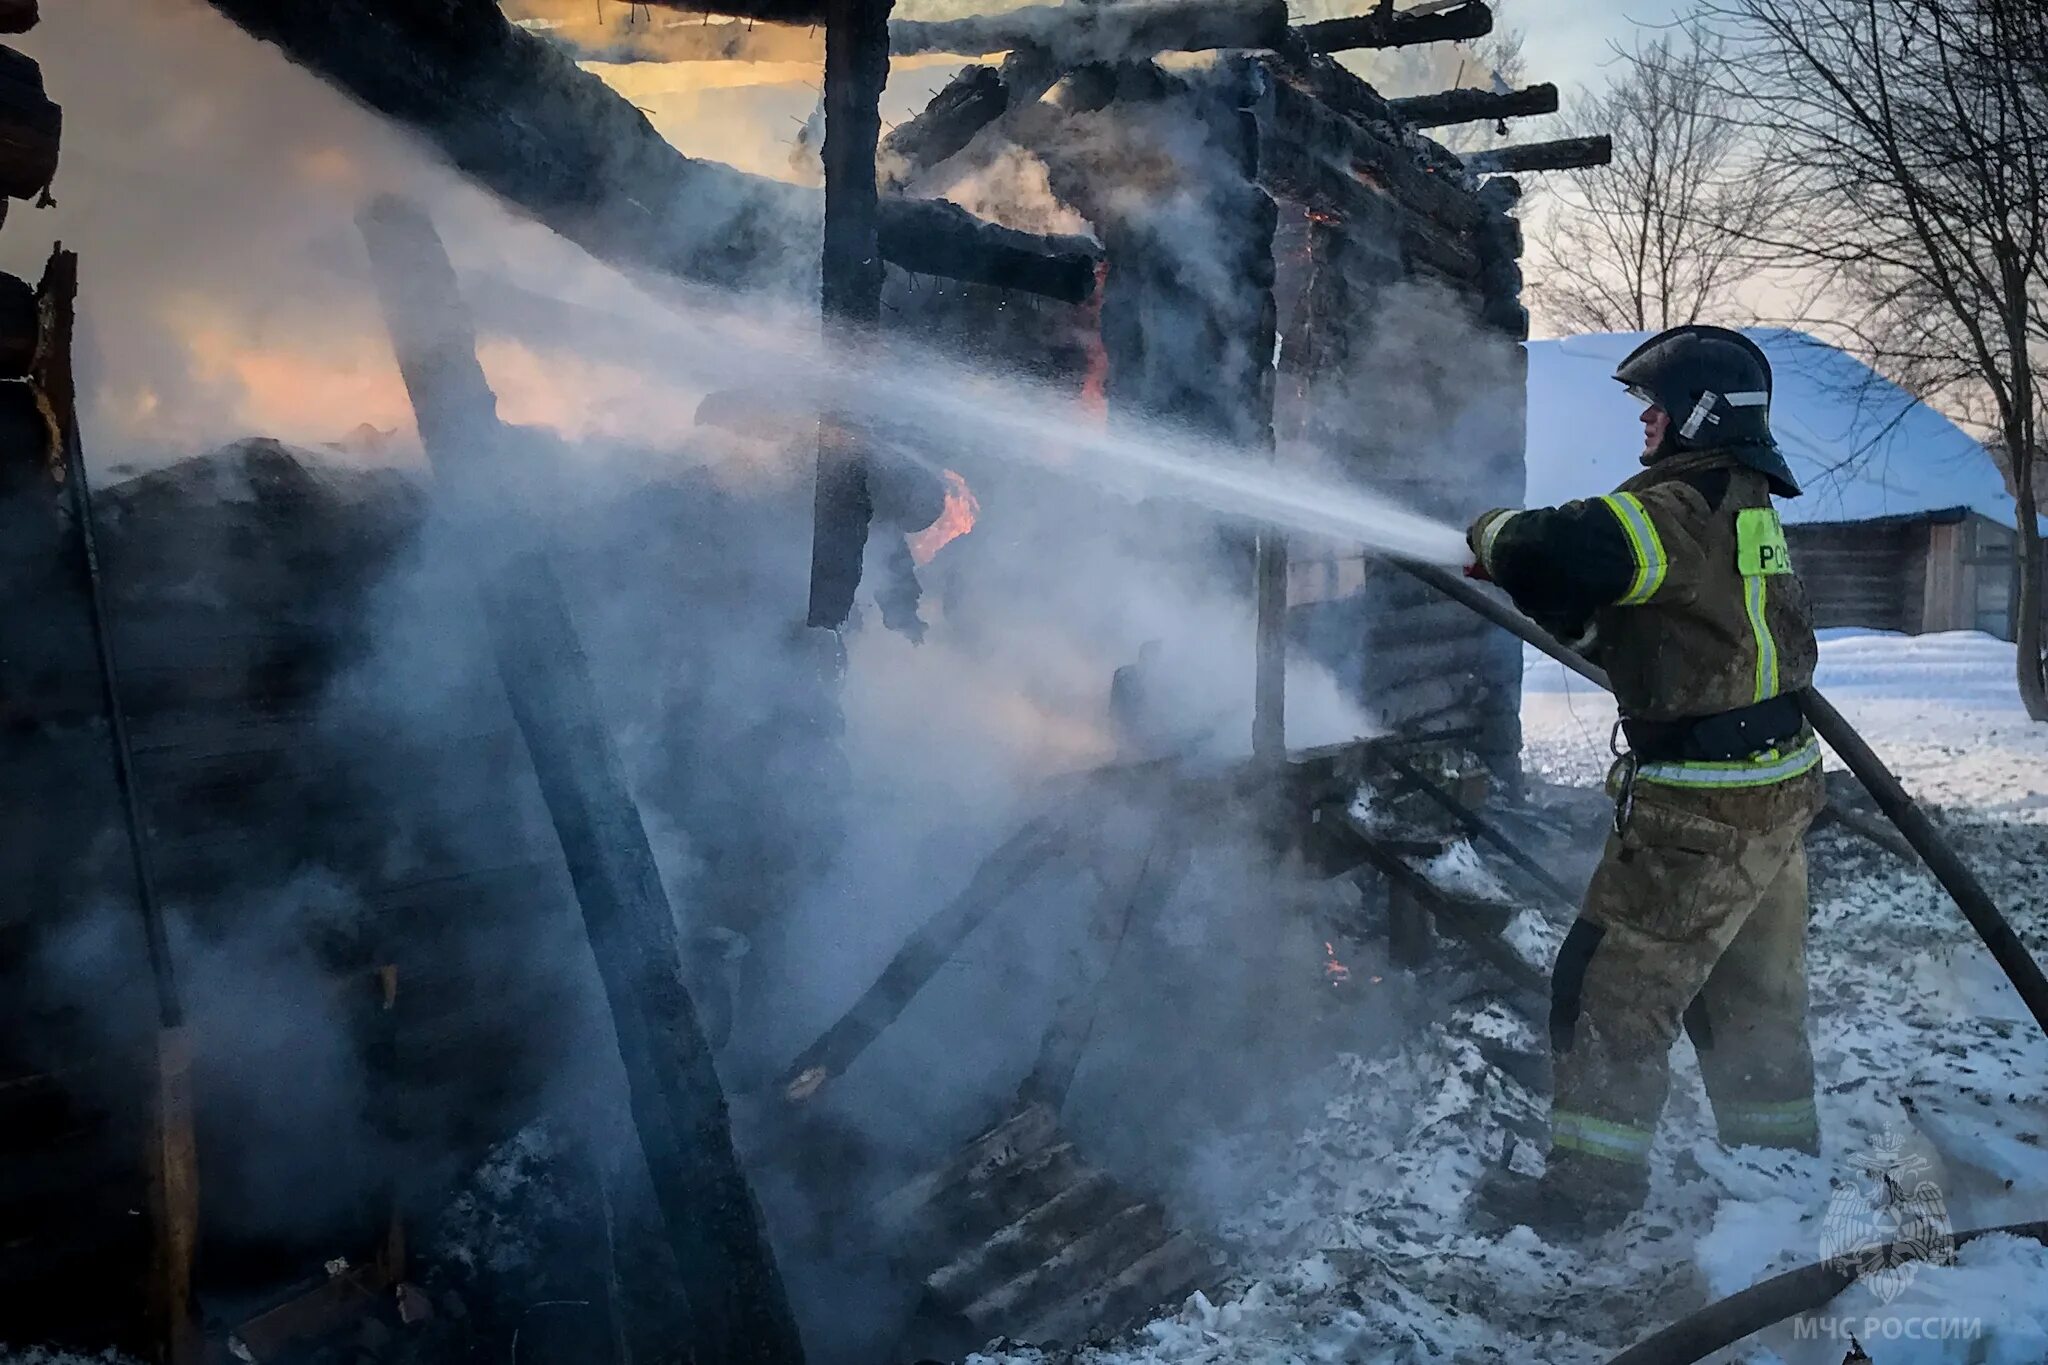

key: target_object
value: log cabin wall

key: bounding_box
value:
[1241,51,1526,776]
[885,50,1528,774]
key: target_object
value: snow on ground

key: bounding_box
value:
[976,630,2048,1365]
[1524,630,2048,817]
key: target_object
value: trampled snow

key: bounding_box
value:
[1525,331,2025,530]
[972,628,2048,1365]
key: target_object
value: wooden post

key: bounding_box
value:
[1253,533,1287,760]
[356,197,806,1365]
[806,0,895,627]
[33,249,201,1365]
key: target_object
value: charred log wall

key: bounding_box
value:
[1241,54,1526,780]
[881,53,1527,773]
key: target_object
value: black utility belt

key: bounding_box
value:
[1622,695,1806,763]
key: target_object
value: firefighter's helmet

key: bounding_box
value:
[1613,325,1801,496]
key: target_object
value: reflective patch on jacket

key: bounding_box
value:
[1599,493,1670,605]
[1635,733,1823,789]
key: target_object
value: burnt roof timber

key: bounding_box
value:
[880,64,1007,191]
[1389,82,1559,128]
[629,0,826,21]
[1463,134,1613,174]
[890,0,1286,61]
[1251,58,1483,233]
[1297,1,1492,53]
[205,0,1099,302]
[631,0,1287,61]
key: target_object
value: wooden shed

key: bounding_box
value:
[1789,507,2025,640]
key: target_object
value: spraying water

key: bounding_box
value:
[486,273,1477,568]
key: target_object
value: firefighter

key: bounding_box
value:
[1468,325,1826,1237]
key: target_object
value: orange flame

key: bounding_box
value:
[1323,941,1352,986]
[908,469,980,565]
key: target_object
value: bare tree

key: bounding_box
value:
[1697,0,2048,719]
[1528,31,1777,334]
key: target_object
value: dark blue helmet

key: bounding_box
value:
[1613,325,1801,496]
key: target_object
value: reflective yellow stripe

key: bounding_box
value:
[1719,1097,1818,1138]
[1553,1110,1654,1164]
[1476,510,1515,575]
[1745,573,1779,701]
[1600,494,1668,605]
[1636,734,1822,789]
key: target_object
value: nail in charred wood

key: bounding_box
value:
[1390,82,1559,129]
[1463,135,1614,175]
[1297,0,1492,53]
[0,48,61,202]
[890,0,1287,63]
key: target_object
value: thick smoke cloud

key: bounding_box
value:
[8,4,1523,1358]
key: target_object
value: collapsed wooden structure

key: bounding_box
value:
[0,0,1621,1359]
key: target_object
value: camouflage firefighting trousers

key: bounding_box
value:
[1545,766,1827,1208]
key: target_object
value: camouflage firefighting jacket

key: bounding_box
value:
[1468,446,1821,789]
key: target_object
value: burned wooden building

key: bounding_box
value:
[0,0,1612,1360]
[876,33,1542,770]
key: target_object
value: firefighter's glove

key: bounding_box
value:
[1465,508,1516,584]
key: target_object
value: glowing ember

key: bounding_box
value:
[1323,941,1352,986]
[907,469,980,565]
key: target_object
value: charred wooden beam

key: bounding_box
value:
[1390,81,1559,129]
[1297,0,1492,53]
[631,0,825,21]
[0,48,60,202]
[809,0,895,630]
[773,818,1068,1105]
[633,0,1285,59]
[880,198,1100,300]
[356,196,806,1365]
[891,0,1286,62]
[0,0,36,34]
[1464,134,1613,175]
[1252,68,1480,231]
[207,0,1097,302]
[880,64,1007,188]
[1017,828,1186,1113]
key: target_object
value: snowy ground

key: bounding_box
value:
[977,631,2048,1365]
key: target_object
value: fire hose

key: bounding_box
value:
[1394,558,2048,1042]
[1601,1221,2048,1365]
